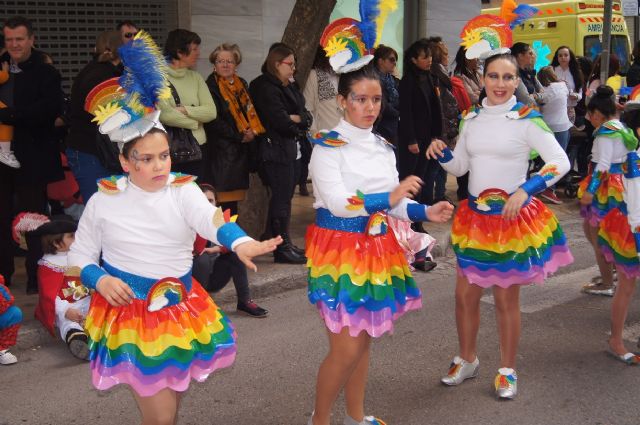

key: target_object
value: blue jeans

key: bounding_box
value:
[65,148,112,204]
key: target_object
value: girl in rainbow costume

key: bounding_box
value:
[306,4,454,424]
[67,32,281,423]
[576,88,639,296]
[581,86,640,364]
[426,9,573,400]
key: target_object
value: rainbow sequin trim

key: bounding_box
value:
[308,130,348,148]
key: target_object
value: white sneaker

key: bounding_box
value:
[0,349,17,365]
[0,151,20,168]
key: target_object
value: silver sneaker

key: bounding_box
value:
[344,415,387,425]
[582,284,615,297]
[0,349,17,365]
[441,355,479,386]
[494,368,517,399]
[0,151,20,168]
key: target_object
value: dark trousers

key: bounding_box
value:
[192,252,250,302]
[0,165,48,288]
[262,160,296,220]
[398,143,444,205]
[298,139,312,187]
[456,173,469,201]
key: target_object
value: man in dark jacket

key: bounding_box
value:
[0,16,64,292]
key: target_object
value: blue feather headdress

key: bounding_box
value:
[86,31,170,148]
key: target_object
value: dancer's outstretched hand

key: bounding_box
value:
[390,176,423,206]
[425,139,448,160]
[426,201,454,223]
[503,189,529,220]
[580,192,593,206]
[236,236,283,272]
[97,276,134,307]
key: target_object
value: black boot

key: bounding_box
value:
[271,218,306,264]
[284,213,305,255]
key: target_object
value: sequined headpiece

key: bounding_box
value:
[460,0,538,60]
[84,31,170,150]
[321,0,398,74]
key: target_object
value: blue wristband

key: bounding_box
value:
[81,264,108,290]
[586,170,603,194]
[520,175,547,196]
[438,147,453,163]
[634,232,640,257]
[217,222,248,250]
[407,203,428,222]
[363,192,390,214]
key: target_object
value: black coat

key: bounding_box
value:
[203,74,251,192]
[627,60,640,88]
[65,60,121,157]
[249,72,311,164]
[0,50,64,183]
[398,69,442,149]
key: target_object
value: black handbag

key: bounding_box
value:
[165,83,202,163]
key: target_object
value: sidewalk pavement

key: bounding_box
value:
[8,181,581,352]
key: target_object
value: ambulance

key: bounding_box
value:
[483,1,632,71]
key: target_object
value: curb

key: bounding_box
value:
[14,230,453,353]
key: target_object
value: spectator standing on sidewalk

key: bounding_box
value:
[250,44,311,264]
[204,43,264,215]
[535,66,573,205]
[0,16,64,293]
[117,20,138,44]
[304,46,342,195]
[65,30,123,203]
[372,44,400,147]
[159,29,216,178]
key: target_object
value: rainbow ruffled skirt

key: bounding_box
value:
[598,208,640,279]
[452,189,573,288]
[306,209,422,338]
[578,167,624,226]
[85,265,236,397]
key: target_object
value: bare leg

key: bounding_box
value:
[344,338,371,422]
[609,273,637,354]
[132,388,180,425]
[312,328,371,425]
[455,272,485,362]
[584,221,615,286]
[492,285,521,368]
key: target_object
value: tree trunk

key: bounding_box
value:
[239,0,335,240]
[281,0,337,89]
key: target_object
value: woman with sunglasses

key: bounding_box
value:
[249,44,311,264]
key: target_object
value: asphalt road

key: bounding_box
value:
[2,215,640,425]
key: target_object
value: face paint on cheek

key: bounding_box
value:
[130,149,143,171]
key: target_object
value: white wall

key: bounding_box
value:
[191,0,296,83]
[425,0,482,67]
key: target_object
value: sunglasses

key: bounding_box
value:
[124,31,138,39]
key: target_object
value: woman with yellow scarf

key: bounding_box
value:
[204,43,265,215]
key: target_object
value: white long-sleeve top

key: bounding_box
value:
[440,96,570,196]
[539,82,573,132]
[309,119,426,221]
[591,121,630,173]
[68,174,252,281]
[553,65,583,107]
